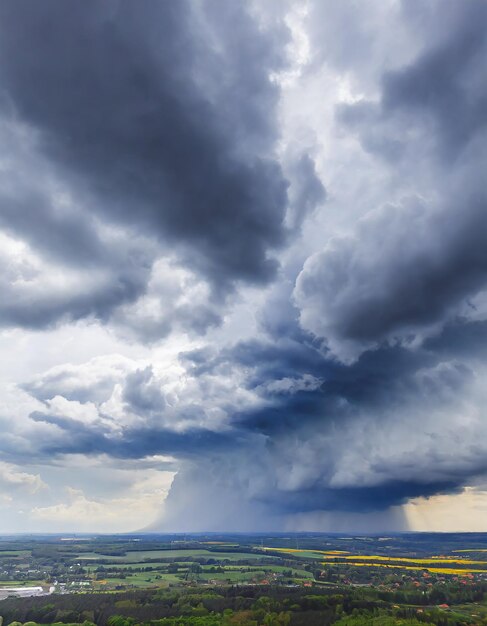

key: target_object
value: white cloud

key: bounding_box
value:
[0,461,47,494]
[32,470,175,533]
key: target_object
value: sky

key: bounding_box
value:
[0,0,486,534]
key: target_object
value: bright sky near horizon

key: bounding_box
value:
[0,0,486,533]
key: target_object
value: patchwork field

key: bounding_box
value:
[1,534,487,625]
[261,545,487,576]
[77,548,268,562]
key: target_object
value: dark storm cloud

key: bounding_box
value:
[172,291,487,514]
[183,336,325,384]
[0,265,147,330]
[227,338,471,436]
[0,185,108,269]
[15,305,487,516]
[335,0,487,163]
[143,370,487,514]
[27,409,248,462]
[0,0,290,291]
[295,190,487,352]
[232,388,332,435]
[382,0,487,159]
[260,480,462,514]
[424,318,487,359]
[295,0,487,357]
[286,154,327,231]
[177,231,487,516]
[4,0,487,528]
[122,367,166,416]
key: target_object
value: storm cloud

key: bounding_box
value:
[0,0,289,285]
[0,0,487,532]
[295,0,487,361]
[0,0,297,338]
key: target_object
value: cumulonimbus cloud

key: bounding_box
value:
[1,0,487,532]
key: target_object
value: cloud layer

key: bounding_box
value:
[0,0,486,532]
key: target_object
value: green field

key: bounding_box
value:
[90,563,313,589]
[195,570,264,582]
[77,549,266,562]
[0,580,45,587]
[95,572,182,588]
[262,548,326,559]
[221,564,311,575]
[84,561,178,571]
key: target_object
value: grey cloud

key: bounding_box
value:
[305,0,414,90]
[0,0,290,291]
[285,153,326,231]
[3,0,487,531]
[295,0,487,360]
[382,0,487,159]
[123,367,166,416]
[27,408,246,463]
[295,187,487,358]
[335,1,487,166]
[16,304,487,521]
[173,299,487,518]
[425,318,487,359]
[111,259,224,343]
[12,267,487,522]
[0,255,149,330]
[22,356,134,404]
[0,116,154,330]
[0,184,106,270]
[0,268,146,331]
[156,453,280,532]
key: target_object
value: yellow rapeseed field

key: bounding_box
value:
[323,562,486,576]
[321,555,487,566]
[260,547,487,575]
[453,549,487,553]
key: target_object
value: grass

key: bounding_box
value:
[222,564,313,577]
[44,623,92,626]
[455,601,487,618]
[197,571,262,582]
[89,561,313,588]
[84,561,186,571]
[94,572,182,588]
[84,561,313,590]
[0,580,45,587]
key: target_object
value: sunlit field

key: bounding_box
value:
[262,546,487,576]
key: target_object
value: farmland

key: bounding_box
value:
[1,533,487,624]
[262,547,487,576]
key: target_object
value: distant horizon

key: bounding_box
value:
[2,531,487,538]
